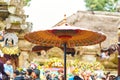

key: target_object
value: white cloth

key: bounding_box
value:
[100,52,109,59]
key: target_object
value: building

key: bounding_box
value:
[0,0,32,69]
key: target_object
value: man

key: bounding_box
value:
[4,59,13,79]
[32,69,40,80]
[13,70,24,80]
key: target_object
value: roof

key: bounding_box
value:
[53,11,120,47]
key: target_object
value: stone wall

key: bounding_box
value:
[0,0,32,68]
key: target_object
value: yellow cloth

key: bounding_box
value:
[1,46,19,55]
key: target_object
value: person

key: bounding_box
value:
[4,59,13,79]
[13,70,24,80]
[25,68,33,80]
[105,72,110,80]
[51,72,59,80]
[74,75,83,80]
[81,70,93,80]
[94,66,105,80]
[100,49,109,59]
[68,71,83,80]
[5,38,14,47]
[46,71,52,80]
[32,69,40,80]
[0,62,8,80]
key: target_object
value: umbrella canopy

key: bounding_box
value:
[25,25,106,48]
[24,23,106,80]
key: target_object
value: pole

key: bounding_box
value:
[63,43,67,80]
[118,37,120,76]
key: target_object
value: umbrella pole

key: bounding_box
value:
[63,43,67,80]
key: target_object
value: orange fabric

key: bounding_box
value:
[24,29,106,47]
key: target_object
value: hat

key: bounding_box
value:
[33,69,40,76]
[14,70,20,75]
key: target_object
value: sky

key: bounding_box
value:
[24,0,86,31]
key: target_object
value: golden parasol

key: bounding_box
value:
[24,16,106,80]
[25,25,106,47]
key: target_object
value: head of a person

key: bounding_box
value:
[13,70,20,77]
[32,69,40,79]
[6,59,12,65]
[26,68,33,76]
[74,75,82,80]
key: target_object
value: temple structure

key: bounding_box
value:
[0,1,119,70]
[0,0,32,69]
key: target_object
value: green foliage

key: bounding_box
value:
[24,0,31,6]
[84,0,118,12]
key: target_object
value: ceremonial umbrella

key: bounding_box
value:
[24,24,106,80]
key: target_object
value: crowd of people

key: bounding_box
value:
[0,59,118,80]
[0,59,41,80]
[0,59,65,80]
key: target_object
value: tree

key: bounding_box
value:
[84,0,118,12]
[24,0,31,6]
